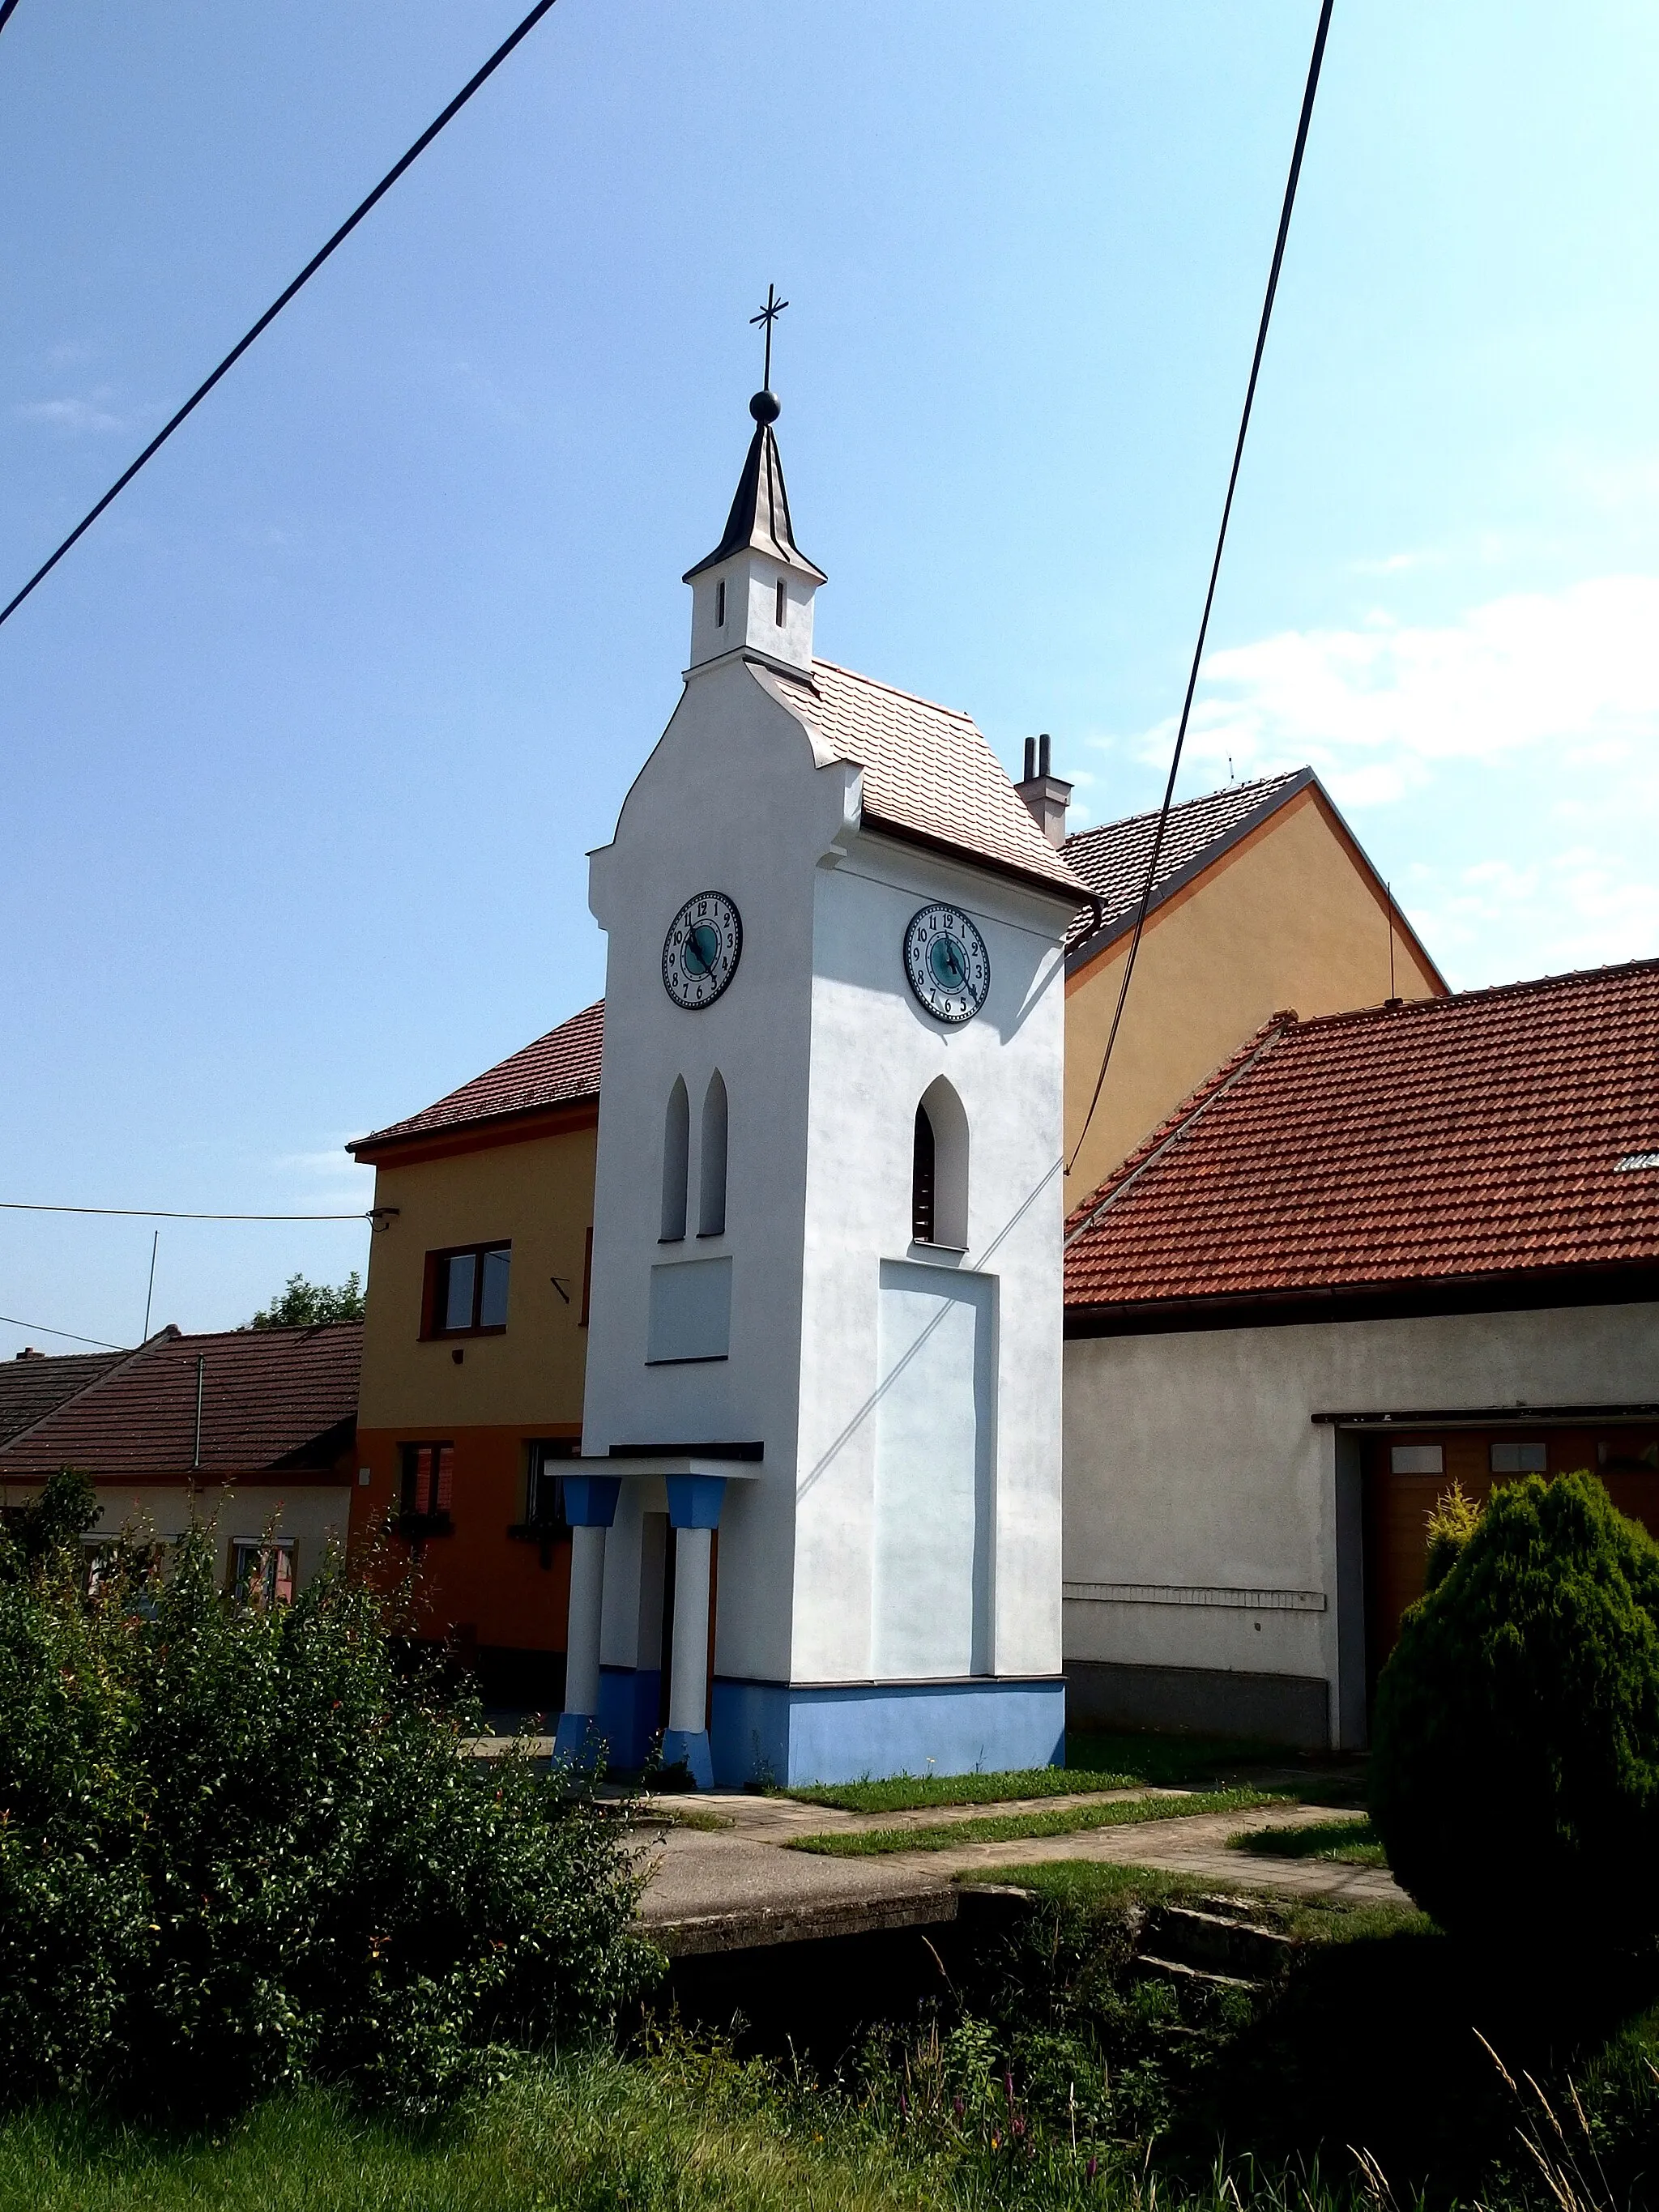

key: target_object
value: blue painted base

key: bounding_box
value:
[552,1710,601,1766]
[660,1726,714,1790]
[709,1677,1066,1789]
[595,1665,661,1772]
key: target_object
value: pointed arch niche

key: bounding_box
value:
[912,1076,969,1251]
[660,1078,689,1241]
[698,1071,728,1237]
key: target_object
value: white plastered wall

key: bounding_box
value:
[1062,1300,1659,1737]
[583,655,1074,1694]
[86,1483,349,1592]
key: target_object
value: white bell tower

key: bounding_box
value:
[554,347,1087,1789]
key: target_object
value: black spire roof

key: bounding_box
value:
[683,391,827,584]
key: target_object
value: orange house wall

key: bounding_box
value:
[353,1423,574,1652]
[348,1115,597,1659]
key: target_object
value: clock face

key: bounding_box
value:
[903,904,991,1025]
[663,891,743,1010]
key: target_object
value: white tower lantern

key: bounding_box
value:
[554,366,1093,1788]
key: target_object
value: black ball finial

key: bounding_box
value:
[749,389,781,424]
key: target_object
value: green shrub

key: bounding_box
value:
[1370,1469,1659,1949]
[0,1473,656,2119]
[1422,1477,1482,1592]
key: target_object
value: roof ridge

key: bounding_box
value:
[809,658,975,724]
[1063,769,1307,850]
[1291,953,1659,1037]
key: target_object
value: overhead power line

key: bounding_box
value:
[0,0,561,631]
[1,1202,378,1222]
[0,1313,130,1351]
[1066,0,1336,1187]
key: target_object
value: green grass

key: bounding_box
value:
[962,1858,1425,1945]
[773,1727,1360,1817]
[1228,1816,1388,1868]
[786,1788,1274,1856]
[0,2041,1311,2212]
[777,1765,1140,1813]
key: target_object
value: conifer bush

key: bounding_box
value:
[0,1473,655,2119]
[1370,1469,1659,1949]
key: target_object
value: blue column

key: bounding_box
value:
[660,1475,725,1788]
[554,1476,621,1765]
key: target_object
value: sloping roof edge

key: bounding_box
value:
[1063,769,1448,994]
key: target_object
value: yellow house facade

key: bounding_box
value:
[348,1003,601,1706]
[1060,769,1444,1203]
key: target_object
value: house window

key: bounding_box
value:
[1491,1440,1548,1474]
[232,1539,295,1608]
[715,579,726,627]
[661,1078,690,1240]
[698,1071,728,1236]
[526,1438,577,1529]
[426,1243,510,1336]
[774,577,787,627]
[401,1442,454,1530]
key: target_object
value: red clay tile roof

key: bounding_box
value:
[754,660,1094,903]
[0,1348,127,1446]
[0,1322,361,1481]
[1064,958,1659,1314]
[351,999,603,1155]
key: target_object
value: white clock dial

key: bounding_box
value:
[903,904,991,1025]
[663,891,743,1009]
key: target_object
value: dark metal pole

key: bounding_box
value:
[193,1354,204,1470]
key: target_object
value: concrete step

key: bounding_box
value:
[1135,1951,1260,1994]
[1144,1903,1297,1980]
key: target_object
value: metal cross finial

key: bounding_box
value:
[749,283,788,390]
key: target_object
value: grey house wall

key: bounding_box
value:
[1061,1299,1659,1748]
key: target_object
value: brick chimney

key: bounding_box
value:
[1015,733,1072,848]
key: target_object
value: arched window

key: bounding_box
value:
[698,1071,728,1237]
[660,1078,689,1241]
[913,1077,969,1249]
[911,1104,936,1245]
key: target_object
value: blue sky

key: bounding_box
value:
[3,1,1657,1353]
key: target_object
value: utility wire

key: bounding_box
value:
[1,1202,377,1221]
[1065,0,1336,1187]
[0,0,561,631]
[0,1314,130,1351]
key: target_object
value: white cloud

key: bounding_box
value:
[1105,573,1659,987]
[1410,846,1659,983]
[1145,576,1659,803]
[15,394,126,434]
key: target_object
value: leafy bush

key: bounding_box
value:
[245,1271,365,1328]
[0,1473,655,2119]
[1370,1469,1659,1949]
[1421,1477,1482,1592]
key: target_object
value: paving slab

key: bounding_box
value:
[864,1802,1410,1908]
[633,1822,957,1956]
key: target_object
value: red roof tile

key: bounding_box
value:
[754,660,1094,902]
[351,999,603,1155]
[0,1348,127,1445]
[0,1323,361,1481]
[1064,959,1659,1314]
